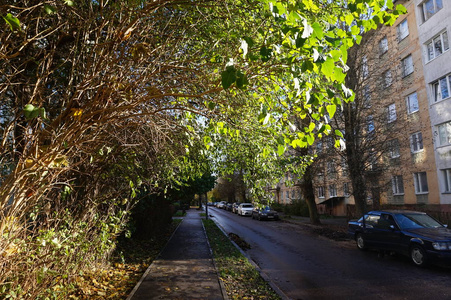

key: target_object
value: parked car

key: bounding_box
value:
[232,202,241,214]
[237,203,253,216]
[348,210,451,267]
[216,201,226,209]
[225,202,233,211]
[252,206,279,221]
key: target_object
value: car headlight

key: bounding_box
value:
[432,242,451,250]
[261,213,267,216]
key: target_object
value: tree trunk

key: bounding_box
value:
[301,163,321,225]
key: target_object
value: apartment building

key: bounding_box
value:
[414,0,451,207]
[276,0,451,216]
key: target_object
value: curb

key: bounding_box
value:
[209,215,291,300]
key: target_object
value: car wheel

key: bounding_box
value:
[410,245,428,267]
[356,233,367,251]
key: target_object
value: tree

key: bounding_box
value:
[330,24,408,217]
[0,0,405,296]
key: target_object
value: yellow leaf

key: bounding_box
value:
[71,108,83,121]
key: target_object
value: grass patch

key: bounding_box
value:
[173,211,186,217]
[202,219,281,300]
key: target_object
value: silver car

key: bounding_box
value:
[237,203,253,216]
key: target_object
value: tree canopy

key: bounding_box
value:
[0,0,404,297]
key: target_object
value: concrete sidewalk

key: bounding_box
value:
[127,209,224,300]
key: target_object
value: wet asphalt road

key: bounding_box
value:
[209,207,451,300]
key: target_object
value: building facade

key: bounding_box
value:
[414,0,451,206]
[275,0,451,216]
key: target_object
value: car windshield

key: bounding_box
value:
[242,204,253,208]
[394,213,444,230]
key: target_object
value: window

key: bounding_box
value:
[438,121,451,146]
[367,115,375,133]
[410,132,424,153]
[344,183,350,196]
[401,55,414,77]
[327,161,336,173]
[432,74,451,102]
[392,175,404,195]
[406,92,419,114]
[369,151,378,170]
[420,0,443,22]
[318,186,325,198]
[414,172,429,194]
[286,191,289,200]
[379,36,388,55]
[326,136,334,147]
[363,85,371,108]
[362,56,369,79]
[388,139,400,158]
[426,31,449,61]
[443,169,451,193]
[329,184,337,197]
[383,70,392,87]
[341,157,348,175]
[387,103,397,123]
[316,141,323,153]
[397,19,409,41]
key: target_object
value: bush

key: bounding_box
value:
[273,199,310,217]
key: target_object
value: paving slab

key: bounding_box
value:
[127,209,224,300]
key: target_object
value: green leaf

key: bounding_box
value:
[44,5,56,14]
[335,129,344,138]
[345,14,354,26]
[396,4,407,15]
[236,71,249,89]
[277,144,285,156]
[295,37,306,48]
[311,23,323,39]
[204,136,212,150]
[326,104,337,118]
[221,66,237,89]
[3,13,20,31]
[301,60,314,72]
[351,25,360,35]
[243,36,254,48]
[275,2,286,15]
[321,58,334,78]
[23,104,45,120]
[208,102,216,110]
[260,46,272,62]
[64,0,75,6]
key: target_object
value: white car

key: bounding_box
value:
[237,203,254,216]
[217,201,226,209]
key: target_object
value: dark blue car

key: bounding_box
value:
[348,210,451,267]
